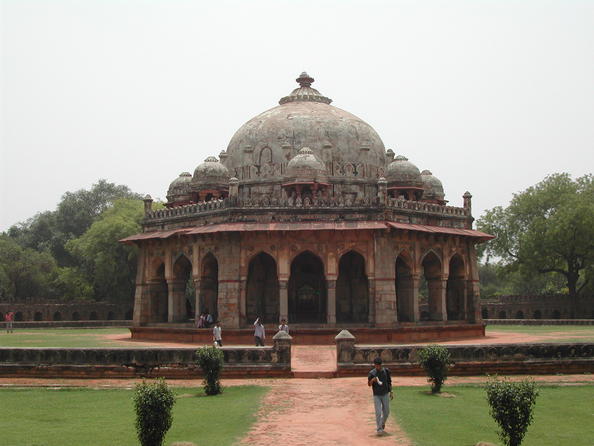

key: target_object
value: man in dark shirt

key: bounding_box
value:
[368,357,393,435]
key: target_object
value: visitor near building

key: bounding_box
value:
[278,319,289,334]
[205,310,213,327]
[212,321,223,347]
[5,311,14,333]
[196,312,206,328]
[368,357,393,435]
[254,317,265,346]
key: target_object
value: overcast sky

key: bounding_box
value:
[1,0,593,231]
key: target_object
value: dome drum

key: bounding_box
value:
[166,172,193,207]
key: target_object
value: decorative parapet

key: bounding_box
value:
[143,195,470,222]
[0,344,292,378]
[335,335,594,375]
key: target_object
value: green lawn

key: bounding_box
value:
[486,324,594,343]
[0,385,268,446]
[394,384,594,446]
[0,328,134,348]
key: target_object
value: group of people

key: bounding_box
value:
[195,310,215,328]
[207,317,290,348]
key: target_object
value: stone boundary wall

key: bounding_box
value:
[334,330,594,376]
[0,302,133,322]
[10,321,132,329]
[486,319,594,326]
[0,332,292,379]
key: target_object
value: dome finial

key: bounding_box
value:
[297,72,314,88]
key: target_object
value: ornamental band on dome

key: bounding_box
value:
[121,72,494,341]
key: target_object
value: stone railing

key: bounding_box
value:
[0,331,292,379]
[334,330,594,376]
[144,195,469,222]
[386,198,469,217]
[485,319,594,326]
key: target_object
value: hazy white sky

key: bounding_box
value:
[1,0,593,231]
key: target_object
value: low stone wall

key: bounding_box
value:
[9,321,132,329]
[0,301,133,322]
[485,319,594,326]
[0,332,292,379]
[335,330,594,376]
[131,323,485,345]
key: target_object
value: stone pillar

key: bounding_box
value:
[143,194,153,216]
[327,279,336,325]
[373,232,397,327]
[368,278,376,323]
[193,278,201,322]
[167,279,186,323]
[466,279,481,323]
[410,274,421,322]
[279,280,288,323]
[272,330,292,368]
[239,277,247,327]
[428,276,448,321]
[335,329,356,366]
[132,282,150,326]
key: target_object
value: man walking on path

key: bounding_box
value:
[368,357,393,435]
[212,321,223,347]
[5,311,14,333]
[254,317,265,346]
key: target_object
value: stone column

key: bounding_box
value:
[167,279,186,323]
[132,282,150,326]
[279,280,288,323]
[327,279,336,325]
[428,276,448,321]
[368,278,376,323]
[466,279,481,323]
[410,274,421,322]
[272,330,292,368]
[193,278,201,322]
[335,329,356,366]
[239,278,247,327]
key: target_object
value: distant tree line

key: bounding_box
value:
[477,173,594,317]
[0,180,153,304]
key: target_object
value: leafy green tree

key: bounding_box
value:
[195,346,224,395]
[478,174,594,316]
[66,199,144,302]
[486,377,539,446]
[133,379,175,446]
[0,236,57,301]
[417,344,453,393]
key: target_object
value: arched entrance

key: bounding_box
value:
[199,253,219,321]
[336,251,369,323]
[172,255,194,322]
[289,251,326,323]
[246,252,279,323]
[395,252,415,322]
[422,251,444,321]
[446,255,466,321]
[150,263,168,322]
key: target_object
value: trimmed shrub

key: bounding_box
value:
[195,346,224,395]
[485,377,539,446]
[133,378,176,446]
[417,344,453,393]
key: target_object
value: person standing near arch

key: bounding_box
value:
[254,317,265,346]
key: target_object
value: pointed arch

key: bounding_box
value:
[150,263,168,322]
[446,254,466,321]
[421,250,444,321]
[172,254,194,321]
[289,251,326,323]
[396,251,415,322]
[199,252,219,320]
[246,252,279,323]
[336,250,369,323]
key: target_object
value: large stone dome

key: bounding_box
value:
[224,73,386,181]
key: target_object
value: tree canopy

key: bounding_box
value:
[477,173,594,315]
[0,180,146,303]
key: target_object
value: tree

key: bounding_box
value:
[195,346,224,395]
[66,199,144,302]
[486,377,539,446]
[478,174,594,317]
[0,236,57,301]
[417,344,453,393]
[133,379,175,446]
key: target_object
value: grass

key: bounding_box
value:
[393,384,594,446]
[0,328,134,348]
[0,385,268,446]
[486,324,594,343]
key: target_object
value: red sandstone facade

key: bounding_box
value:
[122,73,493,332]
